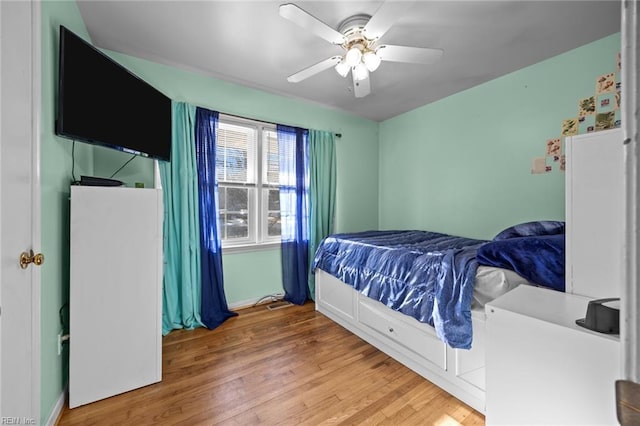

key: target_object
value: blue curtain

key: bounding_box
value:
[194,107,237,328]
[278,125,310,305]
[308,130,337,300]
[159,101,204,335]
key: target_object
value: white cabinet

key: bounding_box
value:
[565,128,624,299]
[69,186,163,408]
[485,285,620,425]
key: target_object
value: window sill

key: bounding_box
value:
[222,241,281,255]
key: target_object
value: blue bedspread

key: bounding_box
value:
[312,230,488,349]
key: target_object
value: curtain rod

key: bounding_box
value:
[219,111,342,138]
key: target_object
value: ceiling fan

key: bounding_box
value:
[279,2,444,98]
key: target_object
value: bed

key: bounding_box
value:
[312,222,565,413]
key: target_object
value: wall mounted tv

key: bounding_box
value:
[56,25,171,162]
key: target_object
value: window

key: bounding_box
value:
[216,115,282,248]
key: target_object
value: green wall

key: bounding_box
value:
[40,1,93,423]
[379,33,621,240]
[222,250,283,306]
[92,144,155,189]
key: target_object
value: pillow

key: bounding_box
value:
[476,234,565,292]
[493,220,565,241]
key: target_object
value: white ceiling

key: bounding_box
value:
[76,0,621,122]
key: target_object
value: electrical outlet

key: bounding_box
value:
[57,331,63,356]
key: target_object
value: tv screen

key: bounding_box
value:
[56,25,171,162]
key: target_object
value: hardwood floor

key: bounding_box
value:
[58,301,485,425]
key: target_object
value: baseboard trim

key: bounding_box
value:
[229,297,262,310]
[46,386,67,426]
[229,293,284,311]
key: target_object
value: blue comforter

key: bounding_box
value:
[312,230,488,349]
[476,234,565,292]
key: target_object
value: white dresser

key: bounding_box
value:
[69,186,163,408]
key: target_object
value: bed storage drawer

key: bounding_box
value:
[316,269,355,320]
[358,297,447,370]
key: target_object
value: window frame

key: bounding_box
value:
[217,115,281,252]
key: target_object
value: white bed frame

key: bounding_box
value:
[315,268,487,414]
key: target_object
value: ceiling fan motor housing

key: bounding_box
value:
[338,14,375,50]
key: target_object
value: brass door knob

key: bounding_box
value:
[20,250,44,269]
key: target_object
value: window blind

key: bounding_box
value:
[216,122,256,184]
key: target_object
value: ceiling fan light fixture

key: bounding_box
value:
[353,63,369,81]
[279,3,445,99]
[345,47,362,67]
[335,60,350,78]
[363,51,381,72]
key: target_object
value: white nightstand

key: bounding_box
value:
[485,285,620,425]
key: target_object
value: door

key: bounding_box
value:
[619,1,640,422]
[0,0,41,420]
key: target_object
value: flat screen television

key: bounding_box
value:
[56,25,171,162]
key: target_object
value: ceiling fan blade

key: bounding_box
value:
[287,56,342,83]
[279,3,346,45]
[362,1,414,40]
[376,45,444,64]
[352,72,371,98]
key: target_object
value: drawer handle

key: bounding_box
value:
[388,327,394,333]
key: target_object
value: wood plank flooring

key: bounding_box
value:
[57,301,485,425]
